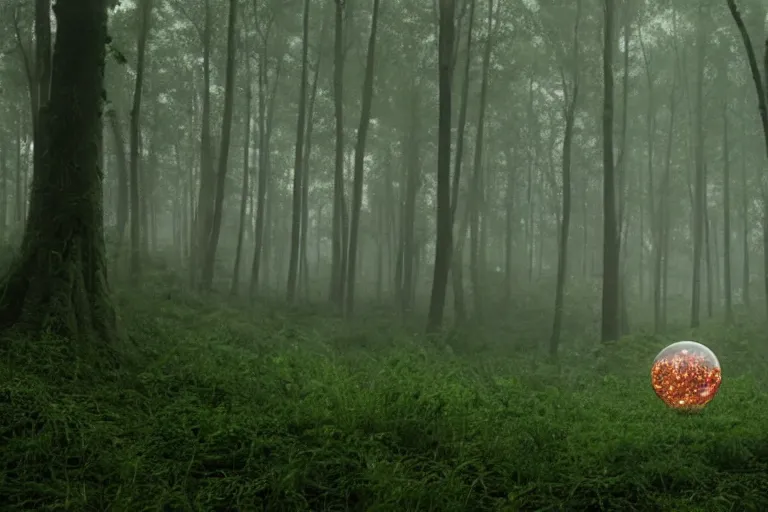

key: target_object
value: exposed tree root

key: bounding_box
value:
[0,220,122,368]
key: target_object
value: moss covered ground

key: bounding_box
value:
[2,276,768,511]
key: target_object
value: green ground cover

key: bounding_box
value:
[2,279,768,511]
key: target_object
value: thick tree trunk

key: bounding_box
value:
[0,0,118,351]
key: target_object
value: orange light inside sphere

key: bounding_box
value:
[651,341,722,410]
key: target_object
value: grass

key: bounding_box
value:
[2,277,768,511]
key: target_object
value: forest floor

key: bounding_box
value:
[2,273,768,511]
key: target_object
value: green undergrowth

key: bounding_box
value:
[2,282,768,511]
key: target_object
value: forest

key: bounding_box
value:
[1,0,768,509]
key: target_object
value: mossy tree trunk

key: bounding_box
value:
[0,0,118,348]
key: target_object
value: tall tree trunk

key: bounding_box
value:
[299,33,324,299]
[201,0,238,291]
[654,64,677,333]
[468,0,495,321]
[287,0,311,302]
[639,27,653,306]
[187,71,199,269]
[250,42,268,297]
[616,4,631,336]
[231,20,252,297]
[723,99,733,322]
[690,4,706,328]
[0,0,119,349]
[128,0,152,279]
[401,87,421,313]
[14,113,23,228]
[259,60,282,290]
[741,100,751,308]
[427,0,455,332]
[13,7,36,190]
[142,107,158,257]
[192,0,215,288]
[330,0,347,307]
[601,0,620,342]
[249,28,279,297]
[725,0,768,316]
[525,80,538,283]
[503,147,515,303]
[450,0,475,324]
[345,0,380,315]
[704,180,713,318]
[549,0,581,358]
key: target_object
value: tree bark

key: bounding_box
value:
[449,0,474,323]
[721,97,733,321]
[468,0,495,321]
[346,0,381,315]
[690,4,706,328]
[200,0,238,291]
[231,18,252,297]
[725,0,768,317]
[654,62,677,333]
[34,0,52,183]
[192,0,215,288]
[549,0,581,357]
[127,0,152,280]
[427,0,455,333]
[601,0,620,342]
[330,0,347,307]
[0,0,119,352]
[299,42,323,299]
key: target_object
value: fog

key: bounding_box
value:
[1,0,768,509]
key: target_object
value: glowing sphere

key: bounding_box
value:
[651,341,722,411]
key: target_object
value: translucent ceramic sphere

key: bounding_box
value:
[651,341,722,411]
